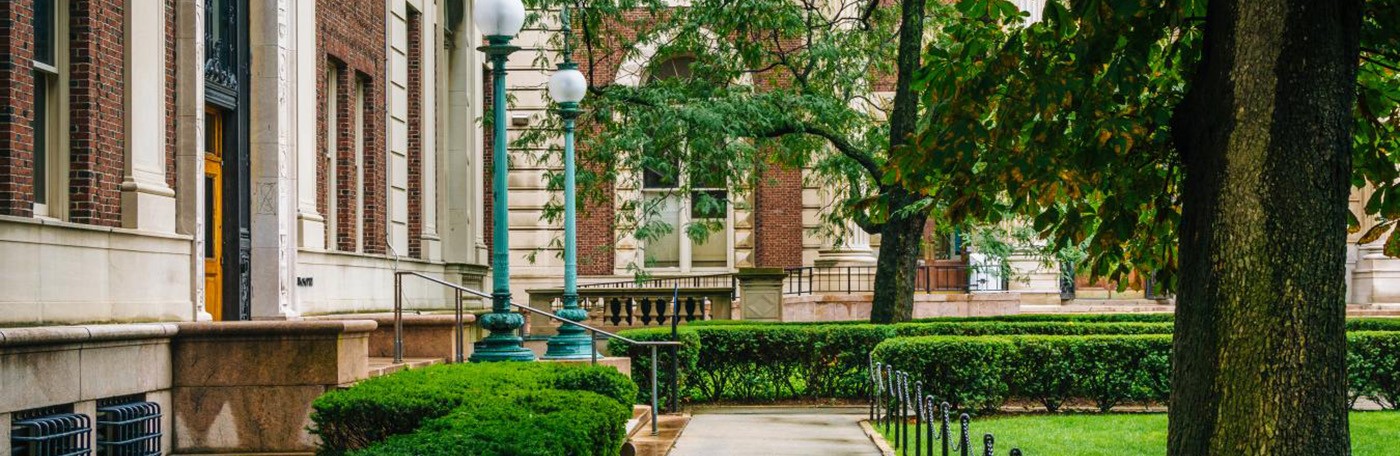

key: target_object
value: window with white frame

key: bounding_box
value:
[31,0,67,219]
[325,65,339,249]
[640,56,731,271]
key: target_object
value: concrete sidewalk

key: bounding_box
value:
[669,407,883,456]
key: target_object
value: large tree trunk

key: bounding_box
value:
[870,188,926,324]
[868,0,927,324]
[1169,0,1362,454]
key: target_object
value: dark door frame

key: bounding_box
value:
[204,0,251,321]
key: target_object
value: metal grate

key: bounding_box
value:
[11,411,92,456]
[95,400,162,456]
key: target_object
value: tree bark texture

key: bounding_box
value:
[871,188,927,323]
[869,0,926,324]
[1169,0,1362,454]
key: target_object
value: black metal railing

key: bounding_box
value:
[784,265,1009,296]
[581,295,709,326]
[579,272,736,292]
[527,287,734,331]
[11,411,92,456]
[96,399,162,456]
[870,358,1022,456]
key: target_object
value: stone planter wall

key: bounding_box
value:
[0,324,178,455]
[170,320,374,454]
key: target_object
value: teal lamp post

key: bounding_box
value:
[544,7,596,359]
[470,0,535,362]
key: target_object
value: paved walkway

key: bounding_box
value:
[669,407,883,456]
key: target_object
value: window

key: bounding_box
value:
[354,76,367,253]
[31,0,67,219]
[325,65,339,249]
[640,56,731,270]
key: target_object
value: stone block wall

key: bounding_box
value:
[170,320,374,454]
[0,324,178,455]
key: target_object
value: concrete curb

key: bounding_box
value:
[859,420,896,456]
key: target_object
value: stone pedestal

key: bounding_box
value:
[737,268,789,321]
[1351,242,1400,306]
[171,320,374,454]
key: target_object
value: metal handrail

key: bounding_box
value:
[393,270,681,435]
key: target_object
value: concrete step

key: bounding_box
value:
[627,405,653,439]
[625,411,690,456]
[366,357,444,377]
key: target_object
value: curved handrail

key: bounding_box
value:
[396,271,681,347]
[394,270,683,436]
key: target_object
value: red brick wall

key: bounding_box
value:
[0,1,36,217]
[754,166,804,268]
[406,9,423,259]
[67,0,125,226]
[317,0,386,253]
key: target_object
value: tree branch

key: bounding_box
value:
[761,123,884,181]
[859,0,881,30]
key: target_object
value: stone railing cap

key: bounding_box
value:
[736,267,789,278]
[0,323,179,348]
[303,313,478,326]
[174,320,378,337]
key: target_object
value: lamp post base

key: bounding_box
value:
[542,304,599,360]
[542,329,599,360]
[468,297,535,362]
[469,333,537,362]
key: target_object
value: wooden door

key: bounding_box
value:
[204,107,225,320]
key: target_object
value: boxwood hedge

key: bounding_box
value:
[873,332,1400,413]
[311,362,636,456]
[613,315,1400,406]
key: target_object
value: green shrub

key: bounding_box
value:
[913,313,1176,323]
[872,336,1017,411]
[351,389,630,456]
[1348,318,1400,332]
[614,320,1172,403]
[615,316,1400,407]
[892,321,1174,337]
[606,327,701,404]
[1066,335,1172,411]
[1349,331,1400,409]
[872,334,1173,413]
[311,363,635,455]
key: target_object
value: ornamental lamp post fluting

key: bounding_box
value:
[470,0,535,362]
[544,7,596,360]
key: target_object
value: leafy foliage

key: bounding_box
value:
[890,0,1400,289]
[310,363,635,455]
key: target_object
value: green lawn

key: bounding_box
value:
[877,412,1400,455]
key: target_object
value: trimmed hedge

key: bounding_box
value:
[311,362,636,456]
[612,320,1173,402]
[686,313,1178,326]
[614,316,1400,406]
[348,390,630,456]
[872,332,1400,413]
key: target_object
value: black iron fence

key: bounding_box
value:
[579,272,736,291]
[784,265,1009,296]
[870,358,1023,456]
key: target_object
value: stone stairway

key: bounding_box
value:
[366,356,444,377]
